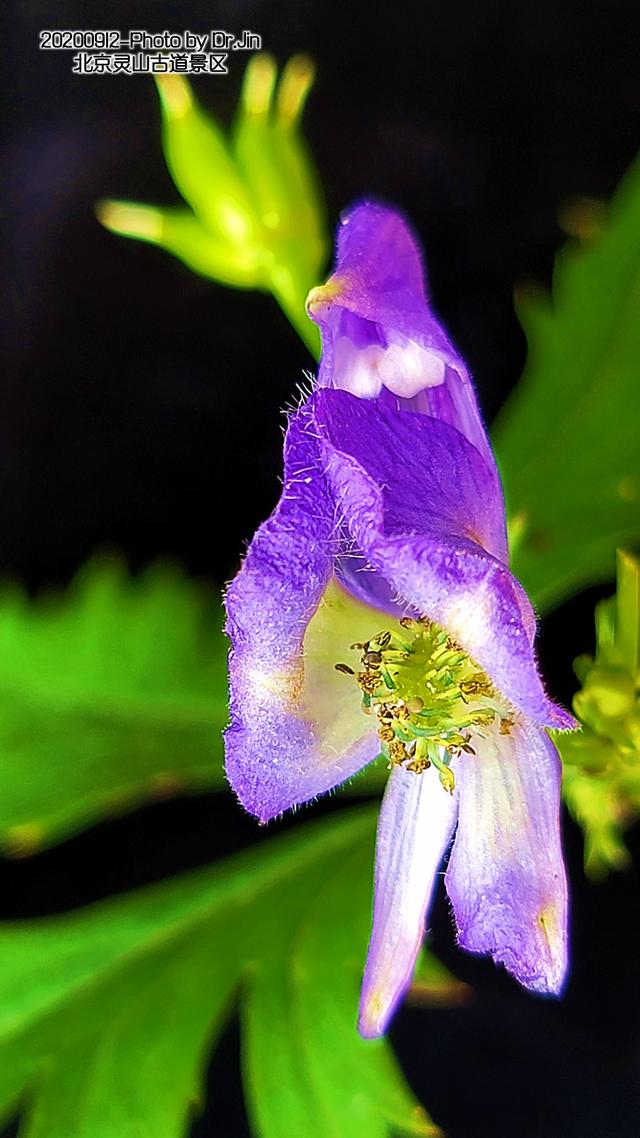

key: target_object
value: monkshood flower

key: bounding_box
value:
[225,201,576,1038]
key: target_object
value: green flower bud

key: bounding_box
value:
[97,55,327,356]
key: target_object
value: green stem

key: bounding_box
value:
[269,271,321,360]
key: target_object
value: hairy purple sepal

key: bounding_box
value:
[307,200,496,471]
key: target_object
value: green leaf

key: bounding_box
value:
[617,549,640,672]
[494,152,640,611]
[0,807,437,1138]
[0,555,227,855]
[244,832,439,1138]
[286,844,440,1138]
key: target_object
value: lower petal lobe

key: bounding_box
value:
[359,762,458,1038]
[445,719,568,994]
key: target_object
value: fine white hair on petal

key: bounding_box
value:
[358,761,458,1038]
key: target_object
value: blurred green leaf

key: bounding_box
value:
[244,833,438,1138]
[0,555,227,855]
[559,550,640,876]
[494,153,640,611]
[0,807,439,1138]
[98,54,327,356]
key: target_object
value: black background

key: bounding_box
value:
[2,2,640,1136]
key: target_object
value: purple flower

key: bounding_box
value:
[225,201,575,1038]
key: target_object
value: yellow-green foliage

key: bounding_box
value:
[560,551,640,876]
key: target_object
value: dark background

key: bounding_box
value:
[2,1,640,1136]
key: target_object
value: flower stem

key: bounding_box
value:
[269,272,321,360]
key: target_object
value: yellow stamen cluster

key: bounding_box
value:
[335,615,512,792]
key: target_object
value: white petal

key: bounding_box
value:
[358,761,458,1037]
[377,340,446,398]
[445,719,568,994]
[333,336,383,398]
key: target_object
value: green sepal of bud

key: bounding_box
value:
[97,54,327,356]
[155,73,258,247]
[94,203,265,289]
[559,550,640,877]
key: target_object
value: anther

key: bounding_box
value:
[389,739,407,764]
[440,767,456,794]
[378,725,395,743]
[407,758,431,773]
[357,671,379,695]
